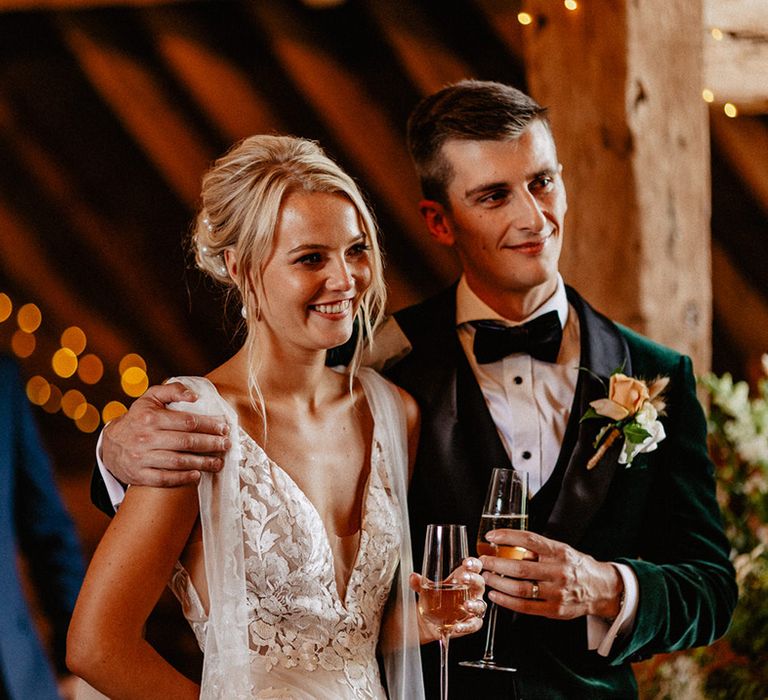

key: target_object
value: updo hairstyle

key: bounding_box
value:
[191,134,386,398]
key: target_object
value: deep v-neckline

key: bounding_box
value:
[200,375,379,606]
[239,428,378,607]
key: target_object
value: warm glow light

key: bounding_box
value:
[724,102,738,118]
[52,347,78,378]
[26,376,51,406]
[517,12,533,25]
[119,353,147,375]
[564,0,578,10]
[77,353,104,384]
[61,326,87,355]
[76,403,101,433]
[11,330,36,358]
[42,384,63,414]
[702,88,715,103]
[0,293,11,322]
[102,400,128,423]
[61,389,87,419]
[17,303,42,333]
[711,27,723,41]
[121,366,149,397]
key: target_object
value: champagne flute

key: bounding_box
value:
[419,524,472,700]
[460,468,529,672]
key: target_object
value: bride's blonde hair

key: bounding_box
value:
[192,135,386,423]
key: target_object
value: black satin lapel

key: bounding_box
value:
[456,347,512,477]
[543,289,632,546]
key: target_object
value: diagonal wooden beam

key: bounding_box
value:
[712,240,768,363]
[142,7,284,143]
[57,13,213,207]
[249,0,461,310]
[0,194,132,368]
[710,111,768,218]
[0,90,208,372]
[365,0,472,96]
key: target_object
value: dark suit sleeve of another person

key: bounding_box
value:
[8,357,86,675]
[606,330,738,665]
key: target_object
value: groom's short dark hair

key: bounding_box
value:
[406,80,550,206]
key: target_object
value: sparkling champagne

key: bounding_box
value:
[476,513,529,559]
[418,582,471,633]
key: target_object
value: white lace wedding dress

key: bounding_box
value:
[166,368,424,699]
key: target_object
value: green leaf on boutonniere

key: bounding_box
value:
[580,406,601,423]
[623,422,651,445]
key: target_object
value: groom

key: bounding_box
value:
[95,81,736,698]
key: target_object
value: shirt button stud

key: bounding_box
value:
[522,451,532,460]
[514,376,523,385]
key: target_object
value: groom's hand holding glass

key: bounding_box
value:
[478,529,625,621]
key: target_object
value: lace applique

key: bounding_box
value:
[171,433,401,699]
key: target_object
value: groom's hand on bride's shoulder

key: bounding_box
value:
[101,382,231,488]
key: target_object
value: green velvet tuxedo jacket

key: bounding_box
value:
[386,285,737,699]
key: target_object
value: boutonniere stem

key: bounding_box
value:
[586,427,621,470]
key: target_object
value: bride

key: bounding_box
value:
[66,135,485,699]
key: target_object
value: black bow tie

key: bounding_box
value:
[472,310,563,364]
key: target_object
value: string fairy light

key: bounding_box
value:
[1,289,153,433]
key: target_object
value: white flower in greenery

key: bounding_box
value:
[620,410,666,464]
[720,379,751,418]
[736,435,768,467]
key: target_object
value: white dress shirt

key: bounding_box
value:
[456,275,578,495]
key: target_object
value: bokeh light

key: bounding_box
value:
[17,303,42,333]
[76,403,101,433]
[711,27,723,41]
[12,330,36,358]
[26,376,51,406]
[52,347,78,378]
[0,293,11,322]
[119,353,147,375]
[102,400,128,423]
[517,12,533,25]
[121,366,149,397]
[61,326,87,355]
[78,353,104,384]
[724,102,738,118]
[42,384,63,414]
[564,0,578,10]
[702,89,714,103]
[62,389,87,420]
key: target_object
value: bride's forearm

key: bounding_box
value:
[68,636,199,700]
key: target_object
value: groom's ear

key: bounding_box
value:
[419,200,455,247]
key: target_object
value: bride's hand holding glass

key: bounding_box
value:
[409,556,486,644]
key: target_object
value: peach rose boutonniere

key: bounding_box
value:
[580,371,669,469]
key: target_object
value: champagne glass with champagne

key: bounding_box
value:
[460,468,529,671]
[419,524,472,700]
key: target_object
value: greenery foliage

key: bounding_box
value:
[637,357,768,698]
